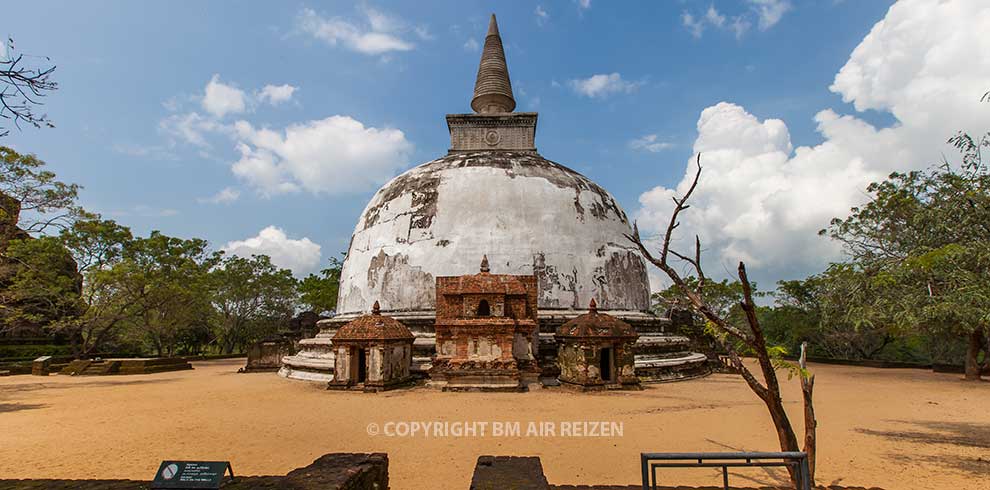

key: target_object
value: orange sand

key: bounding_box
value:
[0,359,986,489]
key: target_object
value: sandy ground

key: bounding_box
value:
[0,359,987,490]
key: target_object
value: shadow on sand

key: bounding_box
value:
[0,402,48,414]
[857,420,990,476]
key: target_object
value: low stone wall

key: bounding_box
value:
[0,453,388,490]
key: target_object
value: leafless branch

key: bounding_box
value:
[1,47,58,137]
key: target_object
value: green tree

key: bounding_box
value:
[210,254,298,354]
[47,219,134,354]
[0,236,83,335]
[765,268,906,361]
[122,232,217,357]
[0,146,86,236]
[56,229,216,357]
[823,132,990,379]
[297,256,342,315]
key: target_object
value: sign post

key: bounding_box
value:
[150,461,234,489]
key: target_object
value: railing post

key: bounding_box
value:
[799,454,811,490]
[640,453,649,490]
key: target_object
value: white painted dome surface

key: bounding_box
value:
[337,151,651,316]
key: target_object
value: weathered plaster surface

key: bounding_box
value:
[338,151,650,315]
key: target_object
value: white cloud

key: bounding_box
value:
[682,12,705,39]
[576,0,591,10]
[630,134,675,153]
[730,16,752,39]
[257,84,297,105]
[684,1,785,39]
[705,5,726,28]
[231,115,413,196]
[569,73,641,98]
[223,226,322,277]
[159,76,299,149]
[747,0,792,31]
[159,111,226,148]
[413,26,433,40]
[198,187,240,204]
[535,5,549,26]
[297,7,415,55]
[109,205,179,218]
[636,0,990,286]
[202,74,247,118]
[463,38,479,52]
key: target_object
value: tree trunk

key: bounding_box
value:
[965,328,985,380]
[800,342,817,485]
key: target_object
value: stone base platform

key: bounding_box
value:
[0,453,388,490]
[556,380,643,392]
[283,311,712,386]
[278,334,336,382]
[59,358,192,376]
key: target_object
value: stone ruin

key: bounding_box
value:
[429,256,540,391]
[327,301,415,392]
[555,299,641,391]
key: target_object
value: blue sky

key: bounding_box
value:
[7,0,987,289]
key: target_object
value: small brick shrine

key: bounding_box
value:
[328,301,415,392]
[430,256,540,391]
[555,299,641,391]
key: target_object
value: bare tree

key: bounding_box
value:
[627,155,818,486]
[1,38,57,137]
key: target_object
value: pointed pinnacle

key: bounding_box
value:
[471,13,515,114]
[480,254,490,273]
[487,14,499,37]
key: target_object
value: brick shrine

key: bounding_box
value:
[430,256,540,391]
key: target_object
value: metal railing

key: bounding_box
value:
[640,452,811,490]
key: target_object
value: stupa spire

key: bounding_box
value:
[471,14,515,114]
[480,255,490,273]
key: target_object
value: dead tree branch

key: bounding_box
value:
[626,153,818,487]
[1,42,58,137]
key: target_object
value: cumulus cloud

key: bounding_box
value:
[202,74,247,118]
[231,115,413,196]
[576,0,591,11]
[159,76,298,149]
[637,0,990,287]
[223,226,322,277]
[257,84,298,105]
[630,134,674,153]
[569,73,641,98]
[198,187,240,204]
[297,7,415,55]
[463,38,479,52]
